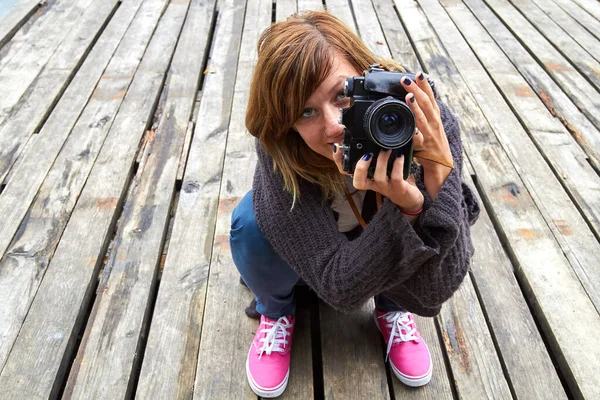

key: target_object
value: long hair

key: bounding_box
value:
[246,11,404,203]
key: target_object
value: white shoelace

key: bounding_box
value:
[258,316,292,359]
[378,311,419,361]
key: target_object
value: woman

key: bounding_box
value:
[229,11,479,398]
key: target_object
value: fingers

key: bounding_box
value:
[372,150,391,183]
[415,71,438,111]
[390,154,406,183]
[352,152,374,190]
[406,93,430,136]
[401,74,439,123]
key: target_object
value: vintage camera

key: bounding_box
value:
[340,65,433,179]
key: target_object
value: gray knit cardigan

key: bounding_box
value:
[252,100,480,317]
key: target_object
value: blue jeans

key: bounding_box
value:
[230,190,404,319]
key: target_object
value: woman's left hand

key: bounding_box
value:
[401,72,453,184]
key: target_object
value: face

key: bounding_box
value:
[292,54,359,161]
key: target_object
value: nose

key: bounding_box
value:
[324,106,344,139]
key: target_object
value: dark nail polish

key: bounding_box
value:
[409,94,415,103]
[403,77,411,85]
[418,72,424,81]
[362,153,372,161]
[333,143,337,153]
[397,152,404,158]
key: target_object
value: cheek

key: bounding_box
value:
[296,125,323,151]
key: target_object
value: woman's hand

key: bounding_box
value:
[402,72,453,198]
[333,147,424,214]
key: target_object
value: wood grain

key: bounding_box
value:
[0,3,189,398]
[0,0,40,49]
[438,0,600,312]
[0,0,153,372]
[0,0,120,184]
[401,0,600,397]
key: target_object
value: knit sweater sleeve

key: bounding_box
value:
[252,100,479,315]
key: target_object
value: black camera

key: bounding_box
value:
[340,65,432,179]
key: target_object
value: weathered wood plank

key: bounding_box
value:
[461,166,566,399]
[437,273,512,399]
[530,0,600,62]
[277,0,297,21]
[347,0,390,59]
[550,0,600,42]
[458,0,600,175]
[127,2,215,398]
[0,0,120,185]
[506,0,600,81]
[372,0,420,72]
[571,0,600,21]
[298,0,322,12]
[320,302,390,400]
[477,0,600,132]
[0,0,163,372]
[0,0,40,49]
[62,1,216,398]
[176,121,194,182]
[400,0,600,398]
[190,1,271,399]
[324,0,356,34]
[0,0,93,118]
[0,3,189,398]
[438,0,600,311]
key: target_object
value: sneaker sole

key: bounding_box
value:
[246,353,289,398]
[373,312,433,387]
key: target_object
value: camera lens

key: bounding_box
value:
[363,97,415,149]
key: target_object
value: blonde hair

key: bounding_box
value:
[246,11,404,203]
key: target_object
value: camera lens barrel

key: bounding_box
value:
[362,97,415,149]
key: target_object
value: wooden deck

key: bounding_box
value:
[0,0,599,398]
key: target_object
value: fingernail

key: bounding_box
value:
[397,153,404,159]
[333,143,337,153]
[409,94,415,103]
[403,77,411,86]
[418,72,424,81]
[362,153,372,161]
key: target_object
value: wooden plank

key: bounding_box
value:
[460,167,566,399]
[0,3,189,398]
[0,0,164,371]
[477,0,600,132]
[458,0,600,176]
[0,0,120,184]
[506,0,600,82]
[324,0,356,34]
[571,0,600,21]
[277,0,297,22]
[0,0,40,49]
[437,273,512,399]
[372,0,421,72]
[347,0,390,59]
[125,1,215,398]
[438,0,600,310]
[0,0,93,119]
[550,0,600,42]
[176,121,194,181]
[298,0,322,12]
[189,1,273,399]
[63,1,206,396]
[530,0,600,62]
[320,302,390,400]
[399,0,600,398]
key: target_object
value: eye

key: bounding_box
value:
[301,108,317,118]
[336,90,347,101]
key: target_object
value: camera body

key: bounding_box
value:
[341,66,431,179]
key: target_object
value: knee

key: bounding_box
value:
[230,190,261,241]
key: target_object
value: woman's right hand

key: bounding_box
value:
[333,146,424,213]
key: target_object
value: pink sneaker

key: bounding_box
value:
[375,309,432,387]
[246,315,295,398]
